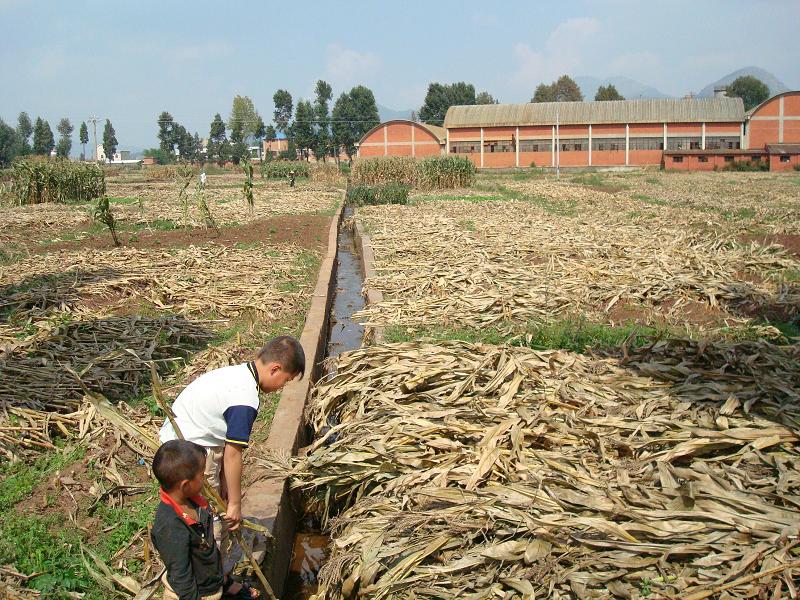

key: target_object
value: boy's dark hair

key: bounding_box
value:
[257,335,305,379]
[153,440,207,491]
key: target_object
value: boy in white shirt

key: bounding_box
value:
[159,335,304,592]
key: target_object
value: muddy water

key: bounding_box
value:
[283,205,365,599]
[325,206,366,365]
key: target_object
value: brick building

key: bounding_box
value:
[356,91,800,170]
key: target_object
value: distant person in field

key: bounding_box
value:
[199,170,207,190]
[159,336,305,595]
[288,169,296,187]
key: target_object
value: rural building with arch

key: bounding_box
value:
[356,91,800,171]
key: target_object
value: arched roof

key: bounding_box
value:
[358,120,446,145]
[745,91,800,117]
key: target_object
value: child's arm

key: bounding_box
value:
[153,525,201,600]
[222,442,243,530]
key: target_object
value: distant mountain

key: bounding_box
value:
[378,104,413,122]
[697,66,790,97]
[574,76,670,100]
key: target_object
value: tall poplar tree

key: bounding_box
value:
[102,119,118,161]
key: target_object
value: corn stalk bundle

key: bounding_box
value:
[261,161,310,179]
[352,157,417,187]
[415,155,476,189]
[10,158,105,205]
[355,201,800,332]
[0,315,211,411]
[276,340,800,599]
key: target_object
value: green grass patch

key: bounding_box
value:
[458,219,476,231]
[632,193,667,206]
[475,183,578,216]
[384,318,665,353]
[645,177,661,185]
[107,196,140,205]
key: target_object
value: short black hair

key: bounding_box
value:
[152,440,207,491]
[257,335,305,379]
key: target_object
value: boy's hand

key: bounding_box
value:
[224,502,242,530]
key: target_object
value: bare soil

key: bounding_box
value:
[740,233,800,258]
[39,214,331,254]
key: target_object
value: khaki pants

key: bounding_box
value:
[205,446,229,566]
[162,574,221,600]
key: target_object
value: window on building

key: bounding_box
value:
[698,156,708,163]
[628,137,664,151]
[705,137,740,150]
[558,138,588,151]
[451,143,477,154]
[667,137,702,151]
[780,155,791,163]
[672,156,684,163]
[591,138,625,151]
[724,156,734,163]
[519,140,552,153]
[485,141,513,153]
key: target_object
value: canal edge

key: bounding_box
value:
[242,192,345,597]
[352,210,385,345]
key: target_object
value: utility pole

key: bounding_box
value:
[87,115,101,162]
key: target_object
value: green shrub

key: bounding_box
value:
[339,162,351,175]
[793,163,800,172]
[10,158,105,204]
[723,159,769,172]
[351,155,476,189]
[347,182,410,206]
[261,160,310,179]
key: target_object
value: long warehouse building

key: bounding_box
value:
[357,91,800,171]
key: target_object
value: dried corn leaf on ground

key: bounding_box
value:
[278,340,800,599]
[356,196,798,334]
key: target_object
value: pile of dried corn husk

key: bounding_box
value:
[105,181,339,227]
[0,243,313,347]
[356,201,799,332]
[0,315,211,412]
[277,340,800,599]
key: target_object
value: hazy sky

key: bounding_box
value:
[1,0,798,150]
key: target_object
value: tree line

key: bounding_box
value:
[148,80,381,166]
[0,112,120,167]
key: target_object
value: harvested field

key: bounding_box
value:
[355,198,799,334]
[281,339,800,599]
[0,173,334,597]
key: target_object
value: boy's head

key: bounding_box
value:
[153,440,207,495]
[255,335,305,392]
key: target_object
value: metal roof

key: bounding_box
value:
[766,143,800,154]
[444,97,745,128]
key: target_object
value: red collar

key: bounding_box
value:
[159,488,209,526]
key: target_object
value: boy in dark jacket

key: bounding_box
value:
[152,440,224,600]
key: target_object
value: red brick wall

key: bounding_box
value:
[748,93,800,147]
[628,150,663,166]
[770,154,800,171]
[519,151,551,167]
[592,150,626,166]
[357,122,444,158]
[629,124,664,135]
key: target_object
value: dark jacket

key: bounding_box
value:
[151,490,223,600]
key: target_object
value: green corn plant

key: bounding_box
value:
[10,158,105,205]
[175,162,195,226]
[195,185,218,231]
[242,159,254,213]
[92,196,120,246]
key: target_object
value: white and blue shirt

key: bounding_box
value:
[159,362,260,448]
